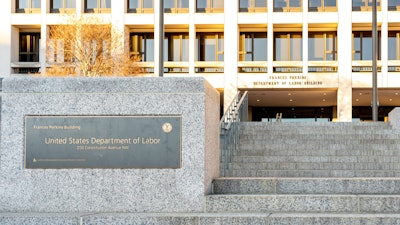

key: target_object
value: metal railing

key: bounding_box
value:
[219,91,248,176]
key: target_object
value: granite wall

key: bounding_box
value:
[0,77,220,213]
[389,107,400,129]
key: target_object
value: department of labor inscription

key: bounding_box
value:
[25,115,182,169]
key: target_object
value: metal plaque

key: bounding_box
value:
[24,115,182,169]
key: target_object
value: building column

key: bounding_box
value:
[76,0,83,15]
[223,0,239,112]
[40,0,48,74]
[381,0,388,86]
[302,0,308,77]
[111,0,126,68]
[0,1,11,76]
[189,0,196,76]
[267,0,273,76]
[337,0,353,122]
[154,0,163,77]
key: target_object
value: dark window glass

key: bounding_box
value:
[66,0,76,8]
[165,33,189,61]
[274,32,302,61]
[325,0,336,6]
[196,33,224,61]
[389,0,400,10]
[100,0,111,8]
[18,0,29,9]
[255,0,267,7]
[309,0,321,7]
[32,0,41,8]
[240,32,267,61]
[239,0,267,12]
[143,0,153,8]
[129,0,139,8]
[165,0,189,12]
[308,32,337,61]
[353,0,380,11]
[51,0,76,12]
[130,33,154,62]
[19,33,40,62]
[52,0,63,9]
[388,32,399,60]
[353,31,381,60]
[274,0,286,11]
[196,0,223,12]
[290,0,301,7]
[17,0,41,12]
[87,0,97,9]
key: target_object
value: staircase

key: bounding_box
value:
[209,122,400,224]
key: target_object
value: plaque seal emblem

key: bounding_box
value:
[162,123,173,133]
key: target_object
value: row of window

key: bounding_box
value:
[15,0,400,14]
[19,31,400,63]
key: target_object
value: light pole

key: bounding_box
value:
[372,0,378,121]
[158,0,164,77]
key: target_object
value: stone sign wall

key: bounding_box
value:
[0,77,220,213]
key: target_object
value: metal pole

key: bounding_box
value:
[158,0,164,77]
[372,0,378,121]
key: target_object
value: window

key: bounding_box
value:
[353,31,381,60]
[239,0,267,12]
[165,0,189,13]
[128,0,153,13]
[16,0,41,13]
[130,33,154,62]
[196,0,224,13]
[196,33,224,61]
[308,0,336,12]
[308,32,337,61]
[352,0,380,11]
[51,0,76,13]
[274,32,302,61]
[165,33,189,61]
[388,32,400,60]
[274,0,302,12]
[20,33,40,62]
[239,32,267,61]
[85,0,111,13]
[389,0,400,11]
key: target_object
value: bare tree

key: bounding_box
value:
[46,15,141,77]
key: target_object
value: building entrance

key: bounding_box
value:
[252,107,334,122]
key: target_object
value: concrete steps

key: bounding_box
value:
[206,194,400,213]
[210,122,400,223]
[213,177,400,195]
[3,212,400,224]
[222,122,400,178]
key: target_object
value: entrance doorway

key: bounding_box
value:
[252,107,334,122]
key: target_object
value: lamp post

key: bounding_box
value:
[158,0,164,77]
[372,0,378,121]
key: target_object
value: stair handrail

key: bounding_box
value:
[220,91,249,131]
[219,91,248,176]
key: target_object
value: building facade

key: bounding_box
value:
[1,0,400,122]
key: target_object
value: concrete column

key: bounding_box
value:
[337,0,353,122]
[223,0,239,112]
[154,0,163,76]
[267,0,273,75]
[40,0,48,74]
[302,0,308,76]
[111,0,126,52]
[76,0,83,15]
[381,0,388,86]
[0,1,11,76]
[189,0,196,75]
[111,0,126,75]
